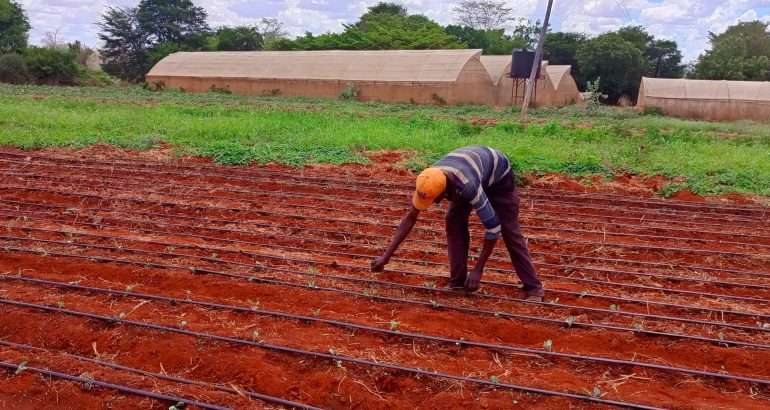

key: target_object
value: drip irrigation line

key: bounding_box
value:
[5,208,767,323]
[3,245,769,350]
[0,340,321,410]
[4,274,770,387]
[6,169,770,246]
[2,149,765,214]
[0,360,231,410]
[5,170,770,250]
[5,198,767,280]
[8,213,770,294]
[1,151,766,217]
[3,167,757,240]
[1,162,766,232]
[7,223,770,318]
[4,184,769,261]
[0,297,665,410]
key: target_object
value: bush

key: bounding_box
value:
[0,53,29,84]
[339,82,359,100]
[23,47,79,85]
[75,67,116,86]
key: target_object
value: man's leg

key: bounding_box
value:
[488,176,544,297]
[446,200,472,288]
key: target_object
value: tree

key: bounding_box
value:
[544,32,586,85]
[257,18,287,49]
[0,0,30,53]
[366,2,407,17]
[136,0,210,45]
[577,32,643,102]
[212,26,263,51]
[647,39,684,78]
[98,7,150,82]
[445,23,534,55]
[453,1,512,30]
[274,6,462,51]
[693,21,770,81]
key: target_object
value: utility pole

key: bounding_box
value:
[521,0,554,120]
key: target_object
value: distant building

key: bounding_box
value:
[480,56,580,107]
[637,77,770,121]
[146,50,581,107]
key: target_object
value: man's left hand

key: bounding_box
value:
[465,270,482,292]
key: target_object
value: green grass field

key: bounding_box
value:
[1,84,769,196]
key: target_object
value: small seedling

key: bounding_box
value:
[389,320,400,331]
[178,320,188,328]
[251,330,260,341]
[565,316,576,328]
[14,361,27,375]
[116,312,126,320]
[56,300,65,309]
[550,297,559,304]
[718,332,725,341]
[249,299,260,310]
[609,304,620,311]
[633,322,644,332]
[543,339,553,352]
[430,300,440,308]
[169,401,187,410]
[311,308,321,317]
[124,284,139,292]
[494,311,503,318]
[578,290,588,299]
[328,348,338,356]
[335,360,344,369]
[490,375,499,384]
[423,281,436,289]
[591,386,602,398]
[307,267,319,274]
[308,280,317,289]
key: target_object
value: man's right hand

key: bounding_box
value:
[371,256,388,272]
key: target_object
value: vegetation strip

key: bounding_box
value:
[5,223,770,332]
[2,245,768,350]
[0,297,665,410]
[3,274,769,387]
[0,360,230,410]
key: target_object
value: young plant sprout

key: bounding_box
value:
[389,320,400,331]
[543,339,553,352]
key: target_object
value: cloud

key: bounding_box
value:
[16,0,770,62]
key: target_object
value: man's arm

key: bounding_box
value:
[464,237,497,292]
[371,206,421,272]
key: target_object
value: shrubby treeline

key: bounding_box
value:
[1,0,769,104]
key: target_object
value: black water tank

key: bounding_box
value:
[511,49,538,78]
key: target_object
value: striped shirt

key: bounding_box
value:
[434,145,512,240]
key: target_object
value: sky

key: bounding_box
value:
[18,0,770,62]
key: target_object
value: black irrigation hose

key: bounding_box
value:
[2,244,769,350]
[5,224,770,308]
[4,172,770,256]
[5,207,768,324]
[0,361,231,410]
[3,273,770,388]
[6,224,770,334]
[5,197,767,280]
[6,170,770,248]
[4,184,769,261]
[0,339,321,410]
[0,297,665,410]
[1,151,766,217]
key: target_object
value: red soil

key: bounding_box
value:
[0,147,769,409]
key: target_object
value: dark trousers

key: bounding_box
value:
[446,174,544,297]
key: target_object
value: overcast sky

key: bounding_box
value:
[18,0,770,61]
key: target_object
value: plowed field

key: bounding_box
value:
[0,148,769,409]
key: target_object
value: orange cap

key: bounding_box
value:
[412,167,446,211]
